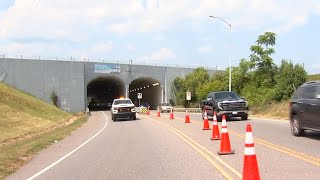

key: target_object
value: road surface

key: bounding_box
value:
[7,111,320,180]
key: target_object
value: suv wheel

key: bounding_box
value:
[241,115,248,120]
[290,114,304,136]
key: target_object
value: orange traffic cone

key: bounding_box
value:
[210,111,221,140]
[157,108,161,117]
[147,108,150,115]
[185,109,191,123]
[217,115,234,155]
[169,109,174,119]
[243,124,260,180]
[202,110,211,130]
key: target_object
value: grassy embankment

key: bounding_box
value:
[0,82,87,179]
[250,74,320,120]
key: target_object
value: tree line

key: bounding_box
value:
[171,32,307,107]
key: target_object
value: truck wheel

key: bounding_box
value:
[241,115,248,120]
[216,115,222,122]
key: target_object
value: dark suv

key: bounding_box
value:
[289,81,320,136]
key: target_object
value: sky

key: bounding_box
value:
[0,0,320,74]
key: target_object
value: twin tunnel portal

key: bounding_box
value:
[0,58,218,112]
[87,76,162,110]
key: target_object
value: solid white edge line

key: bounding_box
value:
[27,111,109,180]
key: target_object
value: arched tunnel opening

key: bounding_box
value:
[129,77,162,110]
[87,76,125,111]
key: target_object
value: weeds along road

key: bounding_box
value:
[7,111,320,180]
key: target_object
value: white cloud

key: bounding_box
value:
[311,64,320,69]
[192,0,320,33]
[197,45,214,54]
[0,0,319,40]
[91,42,113,53]
[150,48,176,60]
[127,44,135,51]
[135,48,176,63]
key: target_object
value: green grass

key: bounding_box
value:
[0,82,88,179]
[0,82,72,143]
[0,116,87,179]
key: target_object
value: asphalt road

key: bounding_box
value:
[7,111,320,180]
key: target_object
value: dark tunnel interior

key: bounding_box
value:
[87,76,125,111]
[129,77,162,110]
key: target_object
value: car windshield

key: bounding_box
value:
[161,103,171,106]
[113,100,132,105]
[214,92,241,100]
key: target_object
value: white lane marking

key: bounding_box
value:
[27,111,109,180]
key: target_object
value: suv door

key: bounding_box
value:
[300,86,317,127]
[310,86,320,129]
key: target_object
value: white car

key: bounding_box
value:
[111,98,136,121]
[158,103,173,113]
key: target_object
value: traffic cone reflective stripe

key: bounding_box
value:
[170,109,174,119]
[202,110,211,130]
[185,109,191,123]
[157,108,161,117]
[217,115,234,155]
[210,111,221,140]
[243,124,260,180]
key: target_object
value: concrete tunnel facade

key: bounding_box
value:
[0,58,219,112]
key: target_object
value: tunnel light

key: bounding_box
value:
[152,83,159,86]
[147,86,149,88]
[143,87,146,89]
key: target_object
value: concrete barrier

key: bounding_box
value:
[173,108,201,113]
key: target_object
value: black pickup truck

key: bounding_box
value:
[200,91,249,121]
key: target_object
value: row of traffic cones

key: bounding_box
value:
[205,110,260,179]
[150,108,260,179]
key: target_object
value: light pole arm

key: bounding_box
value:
[209,16,231,27]
[209,15,232,92]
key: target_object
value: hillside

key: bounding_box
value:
[0,82,72,143]
[307,74,320,81]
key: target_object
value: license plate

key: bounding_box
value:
[232,112,237,114]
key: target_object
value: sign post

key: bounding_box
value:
[186,91,191,108]
[137,93,142,107]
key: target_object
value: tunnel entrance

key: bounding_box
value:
[87,76,125,111]
[129,77,162,110]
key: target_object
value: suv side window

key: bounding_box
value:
[301,86,316,99]
[292,87,303,99]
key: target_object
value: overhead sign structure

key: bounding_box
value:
[137,93,142,99]
[186,91,191,100]
[94,64,120,74]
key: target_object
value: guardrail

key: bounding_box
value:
[173,108,202,113]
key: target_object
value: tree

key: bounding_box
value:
[249,32,277,88]
[184,67,210,102]
[274,60,307,101]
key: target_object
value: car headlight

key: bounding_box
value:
[131,108,136,112]
[245,101,248,107]
[217,102,222,109]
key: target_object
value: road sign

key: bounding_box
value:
[138,93,142,99]
[186,91,191,100]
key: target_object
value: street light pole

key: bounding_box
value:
[209,16,232,92]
